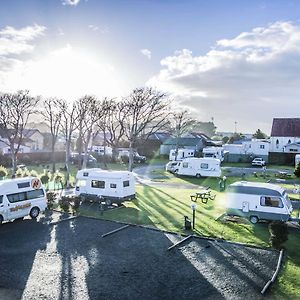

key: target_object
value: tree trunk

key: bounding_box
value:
[11,149,17,177]
[51,139,56,174]
[128,141,134,172]
[82,130,92,170]
[65,140,71,187]
[103,130,107,169]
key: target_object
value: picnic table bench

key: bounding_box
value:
[190,187,216,204]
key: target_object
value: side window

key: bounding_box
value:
[110,183,117,189]
[182,162,188,168]
[17,182,30,189]
[260,145,265,149]
[27,189,45,200]
[91,180,105,189]
[123,181,130,187]
[0,195,2,204]
[260,196,283,208]
[200,163,209,169]
[7,192,27,203]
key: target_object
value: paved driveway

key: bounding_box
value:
[0,212,279,300]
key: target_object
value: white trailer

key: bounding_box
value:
[203,147,226,162]
[169,148,195,161]
[225,181,293,224]
[0,177,47,224]
[295,154,300,167]
[90,146,113,157]
[75,168,135,205]
[175,157,221,178]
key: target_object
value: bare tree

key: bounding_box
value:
[0,90,39,175]
[75,95,99,169]
[168,109,197,160]
[41,98,63,173]
[59,100,78,187]
[120,87,169,171]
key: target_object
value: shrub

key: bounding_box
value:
[15,168,23,178]
[40,172,50,190]
[22,168,31,177]
[54,172,65,190]
[59,196,70,212]
[46,191,57,209]
[269,221,288,249]
[30,170,39,177]
[0,165,8,179]
[294,162,300,177]
[71,196,81,214]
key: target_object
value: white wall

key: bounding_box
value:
[270,136,300,152]
[224,140,269,156]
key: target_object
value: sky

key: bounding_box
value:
[1,0,300,134]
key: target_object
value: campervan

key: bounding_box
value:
[75,169,135,205]
[226,181,293,224]
[169,148,195,161]
[203,147,226,162]
[0,177,47,224]
[175,157,221,178]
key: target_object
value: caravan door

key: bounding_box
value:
[242,202,249,213]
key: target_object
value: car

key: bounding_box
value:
[118,150,146,164]
[70,153,97,165]
[251,157,266,167]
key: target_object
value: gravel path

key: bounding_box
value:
[0,212,279,300]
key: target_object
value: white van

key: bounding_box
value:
[0,177,47,225]
[176,157,221,178]
[226,181,293,224]
[169,148,195,161]
[75,168,135,205]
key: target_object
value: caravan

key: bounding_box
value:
[203,147,226,162]
[0,177,47,224]
[169,148,195,161]
[75,169,135,205]
[175,157,221,178]
[226,181,293,224]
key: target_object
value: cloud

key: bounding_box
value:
[88,24,109,34]
[140,48,151,59]
[148,21,300,133]
[0,24,45,55]
[62,0,81,6]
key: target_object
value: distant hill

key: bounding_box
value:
[26,122,50,133]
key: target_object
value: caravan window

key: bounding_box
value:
[260,196,283,208]
[200,163,209,169]
[91,180,105,189]
[182,162,188,168]
[0,195,2,204]
[17,182,30,189]
[110,183,117,189]
[123,181,130,187]
[7,192,27,203]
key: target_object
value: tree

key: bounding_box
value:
[192,121,217,137]
[0,90,39,175]
[168,109,196,161]
[120,87,169,171]
[294,162,300,178]
[59,100,78,187]
[253,129,267,139]
[41,98,63,173]
[228,133,245,144]
[222,136,229,144]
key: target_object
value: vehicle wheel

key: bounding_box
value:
[30,207,40,219]
[196,173,201,179]
[249,216,259,224]
[0,215,3,225]
[80,195,86,202]
[105,199,112,206]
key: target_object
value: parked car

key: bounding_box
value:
[70,153,97,165]
[118,150,146,163]
[251,157,266,167]
[165,161,181,173]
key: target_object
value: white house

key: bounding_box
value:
[0,141,30,155]
[224,139,269,157]
[270,118,300,153]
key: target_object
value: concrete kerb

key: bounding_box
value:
[49,215,78,226]
[102,224,131,238]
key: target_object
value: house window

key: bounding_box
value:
[289,148,298,152]
[276,139,279,148]
[288,139,291,144]
[260,145,265,149]
[200,163,209,169]
[91,180,105,189]
[110,183,117,189]
[260,196,283,208]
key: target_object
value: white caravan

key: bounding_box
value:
[169,148,195,161]
[203,147,226,162]
[225,181,293,224]
[91,146,113,157]
[75,168,135,205]
[295,154,300,167]
[175,157,221,178]
[0,177,47,224]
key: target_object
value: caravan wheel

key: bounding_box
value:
[249,216,259,224]
[105,199,112,206]
[196,173,201,179]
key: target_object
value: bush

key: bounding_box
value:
[46,192,57,209]
[294,162,300,177]
[40,172,50,190]
[71,196,81,213]
[0,165,8,179]
[59,196,70,212]
[30,170,39,177]
[15,168,23,178]
[269,221,288,249]
[22,168,31,177]
[54,172,65,190]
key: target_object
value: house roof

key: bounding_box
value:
[271,118,300,137]
[162,137,203,147]
[147,132,172,142]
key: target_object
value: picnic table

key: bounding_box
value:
[190,188,216,204]
[275,171,292,179]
